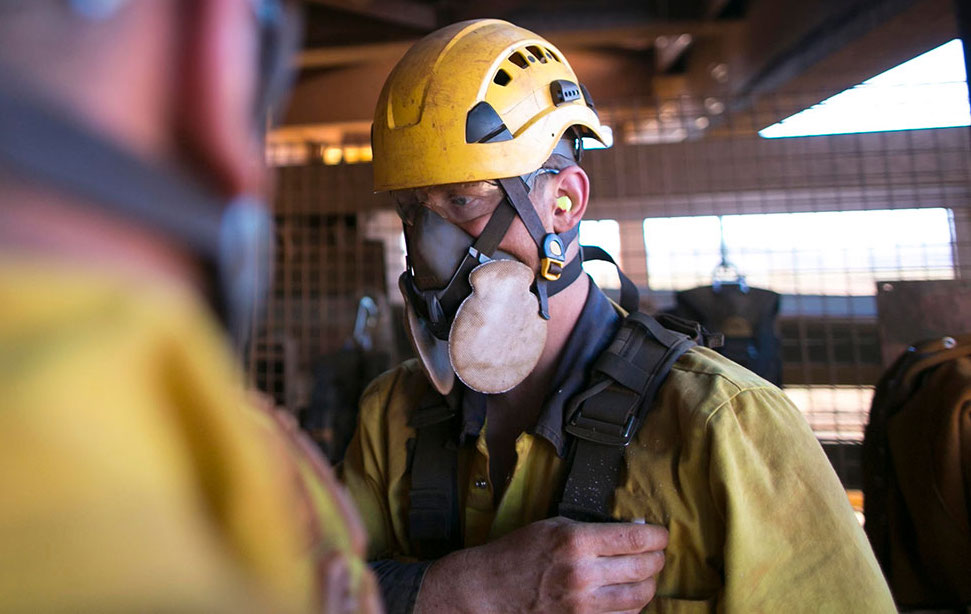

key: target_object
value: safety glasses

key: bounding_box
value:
[392,169,560,226]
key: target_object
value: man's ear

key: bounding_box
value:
[550,165,590,234]
[175,0,264,197]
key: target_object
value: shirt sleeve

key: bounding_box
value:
[705,386,895,612]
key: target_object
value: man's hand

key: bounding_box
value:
[414,516,668,614]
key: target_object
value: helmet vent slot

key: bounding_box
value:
[508,53,529,69]
[527,46,548,63]
[493,69,512,86]
[550,79,582,105]
[546,48,561,62]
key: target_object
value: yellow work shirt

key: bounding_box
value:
[0,256,371,612]
[343,351,895,612]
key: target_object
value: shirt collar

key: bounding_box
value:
[457,280,622,457]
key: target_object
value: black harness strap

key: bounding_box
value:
[558,312,696,522]
[407,391,462,559]
[404,234,712,551]
[580,245,640,314]
[496,175,577,319]
[495,176,550,247]
[468,199,517,260]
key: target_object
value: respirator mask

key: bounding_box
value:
[397,140,586,395]
[0,0,303,349]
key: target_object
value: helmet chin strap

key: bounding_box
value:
[495,175,581,319]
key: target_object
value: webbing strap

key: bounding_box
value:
[559,223,580,247]
[581,245,640,314]
[558,312,696,522]
[469,199,517,260]
[496,176,551,248]
[405,310,702,548]
[496,175,585,319]
[407,393,461,559]
[400,200,519,339]
[548,254,583,296]
[558,438,626,523]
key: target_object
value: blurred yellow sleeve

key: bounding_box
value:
[0,258,374,612]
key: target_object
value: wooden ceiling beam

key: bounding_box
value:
[303,0,437,31]
[297,20,743,69]
[298,40,413,69]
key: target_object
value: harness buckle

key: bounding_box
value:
[565,410,637,447]
[541,233,566,281]
[564,380,640,446]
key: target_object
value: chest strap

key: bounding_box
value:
[407,312,714,555]
[558,312,699,522]
[407,391,462,559]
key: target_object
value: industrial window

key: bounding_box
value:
[257,23,971,486]
[785,385,874,442]
[579,219,622,289]
[642,208,955,295]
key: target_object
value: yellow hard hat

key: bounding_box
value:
[372,19,613,192]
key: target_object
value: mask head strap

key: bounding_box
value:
[400,199,519,340]
[0,68,280,349]
[254,0,303,127]
[495,175,584,319]
[0,1,302,350]
[401,133,585,328]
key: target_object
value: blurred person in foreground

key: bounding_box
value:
[0,0,377,611]
[340,19,895,613]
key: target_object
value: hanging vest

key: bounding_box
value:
[668,285,782,386]
[405,311,721,559]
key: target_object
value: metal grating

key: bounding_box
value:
[256,78,971,483]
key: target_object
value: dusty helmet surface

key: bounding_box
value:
[372,19,612,192]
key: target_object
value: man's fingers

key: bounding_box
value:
[594,551,666,586]
[557,519,668,556]
[594,577,658,613]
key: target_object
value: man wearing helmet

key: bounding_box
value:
[0,1,376,611]
[342,19,893,613]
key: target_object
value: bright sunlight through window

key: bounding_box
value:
[760,40,970,138]
[642,208,955,295]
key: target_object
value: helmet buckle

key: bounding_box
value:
[540,234,566,281]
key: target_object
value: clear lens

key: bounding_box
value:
[392,181,504,226]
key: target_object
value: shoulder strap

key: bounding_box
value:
[407,390,462,559]
[557,312,697,522]
[407,312,709,541]
[580,245,640,314]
